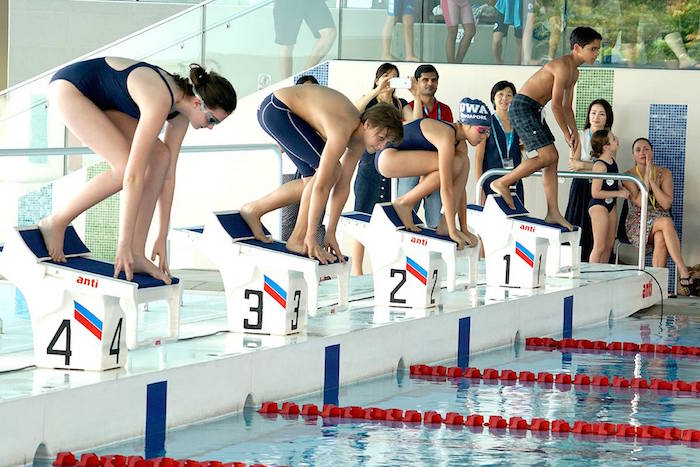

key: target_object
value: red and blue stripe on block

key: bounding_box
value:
[263,275,287,309]
[74,300,102,340]
[515,241,534,268]
[406,256,427,285]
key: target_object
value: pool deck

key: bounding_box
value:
[0,262,666,466]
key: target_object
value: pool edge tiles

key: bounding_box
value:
[0,265,666,466]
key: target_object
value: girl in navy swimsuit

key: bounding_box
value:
[375,97,492,250]
[41,57,236,282]
[588,129,629,264]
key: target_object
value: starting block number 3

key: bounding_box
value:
[226,271,307,335]
[242,288,301,332]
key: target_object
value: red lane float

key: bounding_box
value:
[525,337,700,357]
[53,453,281,467]
[256,402,700,446]
[407,364,699,394]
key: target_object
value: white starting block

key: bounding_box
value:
[468,195,581,279]
[340,203,479,308]
[0,226,182,370]
[199,211,350,334]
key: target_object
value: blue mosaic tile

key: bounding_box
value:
[17,184,52,226]
[648,104,687,294]
[294,61,329,87]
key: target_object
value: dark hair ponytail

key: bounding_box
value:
[171,63,237,113]
[590,128,611,159]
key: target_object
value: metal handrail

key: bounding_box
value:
[475,169,649,271]
[0,143,284,236]
[0,144,279,158]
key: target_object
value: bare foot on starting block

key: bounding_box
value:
[286,238,336,264]
[544,212,573,231]
[393,202,420,232]
[459,229,479,248]
[38,216,67,262]
[132,255,172,284]
[489,180,515,209]
[240,203,272,243]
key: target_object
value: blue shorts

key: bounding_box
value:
[387,0,417,17]
[257,93,324,177]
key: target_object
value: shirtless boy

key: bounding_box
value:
[490,26,602,230]
[242,84,403,264]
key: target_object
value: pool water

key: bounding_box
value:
[76,311,700,466]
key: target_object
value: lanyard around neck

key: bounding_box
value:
[423,102,441,120]
[492,114,514,166]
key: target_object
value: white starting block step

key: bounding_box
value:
[468,195,581,287]
[199,211,350,335]
[340,203,480,309]
[0,226,182,370]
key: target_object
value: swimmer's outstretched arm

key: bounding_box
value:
[151,116,189,276]
[325,148,363,258]
[115,101,171,280]
[304,136,349,260]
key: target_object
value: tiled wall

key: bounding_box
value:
[574,68,615,129]
[17,185,52,226]
[85,163,120,261]
[648,104,687,294]
[294,61,329,87]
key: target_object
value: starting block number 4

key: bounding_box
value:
[228,270,307,335]
[375,252,442,308]
[36,296,127,371]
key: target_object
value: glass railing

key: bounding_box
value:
[0,0,696,155]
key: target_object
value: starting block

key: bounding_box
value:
[0,225,182,370]
[340,203,479,308]
[468,195,581,279]
[199,211,350,334]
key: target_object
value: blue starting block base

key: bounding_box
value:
[0,225,182,370]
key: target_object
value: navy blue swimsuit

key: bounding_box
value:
[588,159,619,213]
[51,58,179,120]
[374,118,457,174]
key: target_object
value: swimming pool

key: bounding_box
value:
[72,310,700,466]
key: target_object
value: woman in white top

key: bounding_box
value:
[564,98,614,262]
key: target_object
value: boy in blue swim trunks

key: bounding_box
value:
[490,26,602,230]
[242,84,403,264]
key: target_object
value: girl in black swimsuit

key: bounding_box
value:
[588,129,630,264]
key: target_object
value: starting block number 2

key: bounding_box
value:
[46,317,123,367]
[389,268,439,305]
